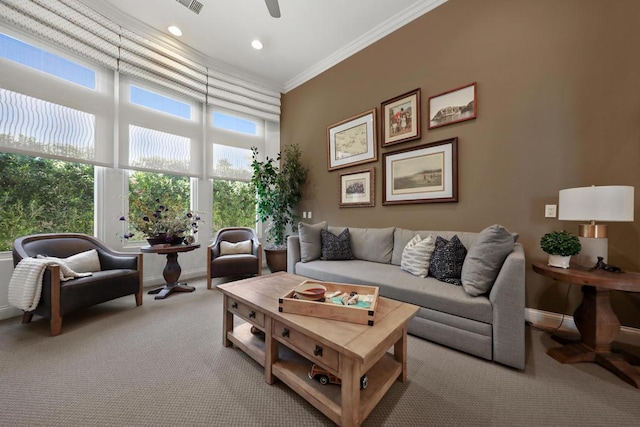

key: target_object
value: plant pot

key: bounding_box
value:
[265,248,287,272]
[548,254,571,269]
[146,235,184,246]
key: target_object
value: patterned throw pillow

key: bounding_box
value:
[428,235,467,285]
[401,234,435,278]
[321,228,353,260]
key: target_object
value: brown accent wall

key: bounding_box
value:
[281,0,640,327]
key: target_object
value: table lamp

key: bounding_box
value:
[558,185,634,267]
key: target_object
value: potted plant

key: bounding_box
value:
[540,230,582,268]
[251,144,308,272]
[120,199,202,246]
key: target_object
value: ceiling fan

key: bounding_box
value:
[264,0,281,18]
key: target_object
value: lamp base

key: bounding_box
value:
[574,236,608,267]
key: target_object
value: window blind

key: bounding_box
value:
[0,0,281,120]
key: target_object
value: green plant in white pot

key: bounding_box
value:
[540,230,582,268]
[251,144,308,272]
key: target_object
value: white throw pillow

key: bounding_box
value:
[37,249,101,273]
[220,240,252,255]
[401,234,435,278]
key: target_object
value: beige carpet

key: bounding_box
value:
[1,275,640,426]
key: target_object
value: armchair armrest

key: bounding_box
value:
[97,249,139,271]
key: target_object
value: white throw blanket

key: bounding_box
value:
[8,257,93,312]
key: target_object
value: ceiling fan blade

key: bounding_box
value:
[265,0,281,18]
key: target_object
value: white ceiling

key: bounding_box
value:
[80,0,447,92]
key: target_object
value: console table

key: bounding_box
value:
[141,243,200,300]
[532,262,640,388]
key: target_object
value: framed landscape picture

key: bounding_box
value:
[381,88,421,147]
[428,82,477,129]
[383,137,458,205]
[339,168,375,208]
[327,108,377,171]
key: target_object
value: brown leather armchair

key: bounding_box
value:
[12,233,143,336]
[207,227,262,289]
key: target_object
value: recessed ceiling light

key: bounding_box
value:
[251,40,263,50]
[168,26,182,37]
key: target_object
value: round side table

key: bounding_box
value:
[141,243,200,300]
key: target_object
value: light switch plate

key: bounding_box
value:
[545,204,557,218]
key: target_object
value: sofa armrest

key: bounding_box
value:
[287,235,301,274]
[98,249,139,271]
[489,243,526,369]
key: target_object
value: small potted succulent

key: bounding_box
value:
[540,230,582,268]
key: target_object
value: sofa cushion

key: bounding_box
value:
[38,248,101,273]
[429,235,467,285]
[298,221,327,262]
[321,228,353,260]
[461,224,515,296]
[220,240,252,255]
[392,228,478,265]
[329,226,394,263]
[401,234,435,278]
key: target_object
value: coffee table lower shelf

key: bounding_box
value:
[226,322,402,425]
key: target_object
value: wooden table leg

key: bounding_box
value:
[548,286,621,364]
[394,325,408,382]
[264,316,277,385]
[341,357,361,427]
[222,295,232,348]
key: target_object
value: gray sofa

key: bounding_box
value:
[287,225,525,369]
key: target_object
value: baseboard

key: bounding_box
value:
[0,305,22,321]
[525,308,640,341]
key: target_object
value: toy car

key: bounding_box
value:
[308,364,368,389]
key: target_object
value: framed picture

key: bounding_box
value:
[383,137,458,205]
[381,88,421,147]
[327,108,377,171]
[428,82,477,130]
[339,168,375,208]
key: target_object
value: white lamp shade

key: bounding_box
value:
[558,185,634,222]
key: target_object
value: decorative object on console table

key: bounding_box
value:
[327,108,377,171]
[428,82,477,129]
[383,137,458,205]
[540,230,581,268]
[532,261,640,388]
[381,88,421,147]
[251,144,308,272]
[559,185,634,267]
[339,168,375,208]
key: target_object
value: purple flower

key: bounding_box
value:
[186,212,193,218]
[143,216,150,222]
[119,216,125,221]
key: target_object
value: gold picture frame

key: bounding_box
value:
[327,108,377,171]
[381,88,421,147]
[383,137,458,205]
[339,168,375,208]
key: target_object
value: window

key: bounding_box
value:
[130,85,191,119]
[0,33,96,90]
[0,153,94,251]
[127,171,191,241]
[213,111,258,135]
[211,144,253,181]
[128,125,192,175]
[212,179,255,233]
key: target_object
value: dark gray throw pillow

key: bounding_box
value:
[321,228,353,260]
[428,235,467,285]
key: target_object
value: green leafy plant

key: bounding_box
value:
[251,144,308,249]
[540,231,582,256]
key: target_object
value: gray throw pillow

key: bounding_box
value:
[461,224,515,296]
[321,228,353,260]
[428,235,467,285]
[299,221,327,262]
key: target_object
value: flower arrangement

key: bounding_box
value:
[120,199,202,244]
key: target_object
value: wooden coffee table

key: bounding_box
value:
[217,272,419,426]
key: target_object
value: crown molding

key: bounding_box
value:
[283,0,448,93]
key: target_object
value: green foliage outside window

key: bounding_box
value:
[0,152,94,251]
[127,171,190,240]
[212,179,255,232]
